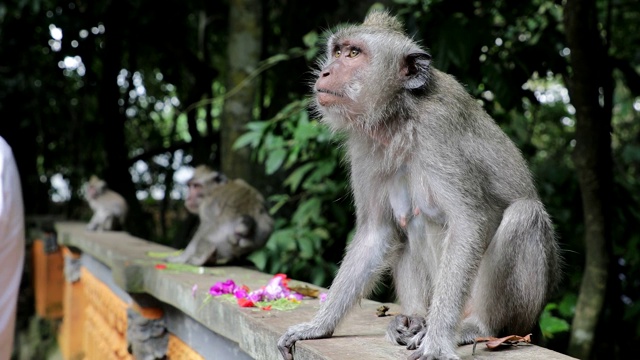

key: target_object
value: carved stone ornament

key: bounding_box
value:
[126,308,168,360]
[63,252,81,283]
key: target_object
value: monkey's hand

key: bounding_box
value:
[86,220,100,231]
[277,322,333,360]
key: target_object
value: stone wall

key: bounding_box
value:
[30,221,577,360]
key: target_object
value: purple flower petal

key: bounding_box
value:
[210,279,238,296]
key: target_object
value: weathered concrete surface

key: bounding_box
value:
[56,221,576,360]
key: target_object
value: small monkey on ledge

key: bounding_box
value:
[165,165,273,266]
[277,10,561,360]
[84,175,128,231]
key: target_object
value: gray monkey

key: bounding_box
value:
[277,10,561,360]
[166,167,273,266]
[84,175,128,231]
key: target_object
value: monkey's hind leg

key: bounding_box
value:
[102,214,115,231]
[386,224,436,350]
[458,199,559,344]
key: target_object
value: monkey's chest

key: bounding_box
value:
[387,169,445,228]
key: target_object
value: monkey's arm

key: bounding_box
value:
[165,225,213,265]
[86,214,99,231]
[86,208,108,231]
[277,222,394,360]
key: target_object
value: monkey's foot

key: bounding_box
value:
[456,317,491,345]
[386,314,427,349]
[277,322,333,360]
[408,349,460,360]
[407,336,460,360]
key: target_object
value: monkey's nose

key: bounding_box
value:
[321,70,330,77]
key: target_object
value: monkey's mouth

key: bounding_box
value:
[316,89,342,97]
[316,89,344,106]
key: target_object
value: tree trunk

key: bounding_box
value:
[219,0,263,181]
[563,0,614,358]
[99,0,150,239]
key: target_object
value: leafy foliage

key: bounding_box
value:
[234,100,350,287]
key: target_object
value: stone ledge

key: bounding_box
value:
[55,221,575,360]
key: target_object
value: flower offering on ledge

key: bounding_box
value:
[207,273,324,310]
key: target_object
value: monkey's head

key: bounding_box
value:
[184,165,228,214]
[85,175,107,200]
[313,10,431,132]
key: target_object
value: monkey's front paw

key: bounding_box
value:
[277,323,333,360]
[386,314,426,347]
[86,224,98,231]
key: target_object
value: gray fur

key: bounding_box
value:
[278,10,561,360]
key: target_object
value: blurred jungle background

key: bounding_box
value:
[1,0,639,359]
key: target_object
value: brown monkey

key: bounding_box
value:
[277,11,561,360]
[165,167,273,266]
[84,175,128,231]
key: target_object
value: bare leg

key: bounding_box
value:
[387,219,441,350]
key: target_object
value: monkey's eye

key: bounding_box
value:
[348,48,360,57]
[333,49,341,58]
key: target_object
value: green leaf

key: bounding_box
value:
[247,250,268,271]
[266,148,287,174]
[558,293,577,318]
[284,163,316,192]
[297,236,315,259]
[233,131,262,150]
[539,311,570,338]
[294,114,320,142]
[255,298,301,311]
[303,160,336,189]
[246,121,270,132]
[303,31,319,48]
[293,197,322,226]
[146,250,182,258]
[267,194,290,215]
[267,229,297,251]
[305,48,319,61]
[312,227,330,240]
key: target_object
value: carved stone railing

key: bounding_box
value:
[31,221,577,360]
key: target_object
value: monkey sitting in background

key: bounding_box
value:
[278,10,561,360]
[84,175,128,231]
[165,166,273,266]
[170,165,211,249]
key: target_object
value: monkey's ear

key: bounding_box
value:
[201,171,228,186]
[402,51,431,90]
[214,173,228,184]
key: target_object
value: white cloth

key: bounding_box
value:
[0,136,25,360]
